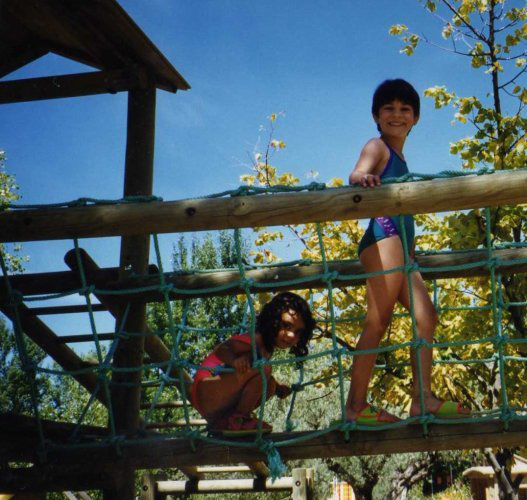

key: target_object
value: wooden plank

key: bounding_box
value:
[4,421,527,469]
[2,0,190,92]
[58,333,117,343]
[0,463,123,494]
[1,170,526,242]
[155,477,293,493]
[4,247,527,305]
[105,247,527,303]
[0,413,107,462]
[29,304,107,315]
[0,69,148,104]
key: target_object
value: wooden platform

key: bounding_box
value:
[2,414,527,492]
[3,415,527,467]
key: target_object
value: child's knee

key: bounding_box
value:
[364,315,392,338]
[417,308,438,333]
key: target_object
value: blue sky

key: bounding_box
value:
[0,0,495,342]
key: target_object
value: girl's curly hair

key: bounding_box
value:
[256,291,316,358]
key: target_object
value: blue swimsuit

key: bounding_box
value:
[358,143,414,255]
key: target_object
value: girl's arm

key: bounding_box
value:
[349,138,389,188]
[213,336,259,375]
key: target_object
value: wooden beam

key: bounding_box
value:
[155,477,294,494]
[0,463,123,494]
[4,247,527,306]
[29,304,107,315]
[58,333,117,343]
[0,68,148,104]
[0,413,107,462]
[0,303,105,405]
[4,421,527,470]
[106,247,527,303]
[1,170,526,242]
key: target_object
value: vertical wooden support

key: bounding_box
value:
[104,84,156,499]
[292,468,314,500]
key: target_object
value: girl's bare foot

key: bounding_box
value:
[409,396,470,418]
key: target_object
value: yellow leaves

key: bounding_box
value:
[327,177,344,188]
[278,172,299,185]
[484,61,504,74]
[389,24,420,56]
[240,174,256,186]
[388,24,408,36]
[454,112,468,124]
[424,86,455,109]
[270,139,286,150]
[442,23,453,40]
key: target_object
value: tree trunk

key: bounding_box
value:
[386,456,430,500]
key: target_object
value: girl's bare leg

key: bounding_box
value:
[194,367,275,423]
[397,272,470,416]
[346,237,405,422]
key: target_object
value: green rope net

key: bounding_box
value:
[2,168,527,479]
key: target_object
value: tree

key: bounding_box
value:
[0,150,26,274]
[390,2,527,498]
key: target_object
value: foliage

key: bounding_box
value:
[0,150,26,273]
[390,2,527,496]
[0,316,51,415]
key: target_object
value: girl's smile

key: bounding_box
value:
[374,99,418,138]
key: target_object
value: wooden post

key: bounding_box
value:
[306,468,315,500]
[105,84,156,499]
[292,468,308,500]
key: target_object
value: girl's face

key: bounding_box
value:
[274,308,305,349]
[374,99,418,138]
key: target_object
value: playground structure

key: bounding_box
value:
[2,1,527,498]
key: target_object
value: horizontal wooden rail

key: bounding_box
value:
[1,170,526,242]
[0,68,148,104]
[156,477,294,493]
[3,247,526,304]
[3,420,527,470]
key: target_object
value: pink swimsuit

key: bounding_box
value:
[191,333,255,416]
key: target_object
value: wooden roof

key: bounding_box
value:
[0,0,190,92]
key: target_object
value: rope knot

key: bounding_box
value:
[80,284,96,297]
[239,278,255,289]
[493,336,509,348]
[410,338,428,349]
[323,271,339,282]
[476,167,494,175]
[406,261,420,273]
[230,186,251,197]
[485,257,498,270]
[252,358,268,370]
[307,181,326,191]
[256,439,286,480]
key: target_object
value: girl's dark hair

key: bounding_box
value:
[371,78,420,119]
[256,291,316,358]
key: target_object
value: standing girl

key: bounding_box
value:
[191,291,316,434]
[347,79,469,425]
